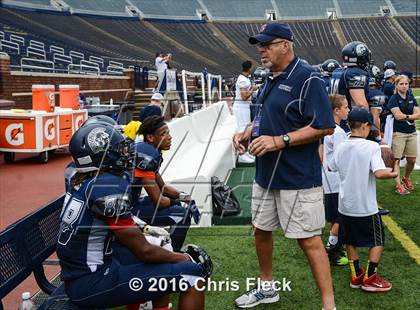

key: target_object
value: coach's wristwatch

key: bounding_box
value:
[405,115,410,120]
[282,134,290,148]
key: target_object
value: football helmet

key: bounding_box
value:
[383,60,396,72]
[342,41,371,70]
[181,244,213,278]
[69,122,130,172]
[83,115,117,127]
[321,59,340,76]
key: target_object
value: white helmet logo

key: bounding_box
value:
[87,127,110,154]
[355,44,367,56]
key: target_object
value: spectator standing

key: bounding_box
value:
[233,60,257,163]
[155,52,171,90]
[233,22,336,310]
[388,75,420,194]
[321,95,349,266]
[329,108,397,293]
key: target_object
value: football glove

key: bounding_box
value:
[182,200,201,224]
[181,244,213,278]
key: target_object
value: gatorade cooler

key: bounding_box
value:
[32,85,55,112]
[59,84,80,110]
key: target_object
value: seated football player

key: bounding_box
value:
[57,122,211,310]
[130,116,201,252]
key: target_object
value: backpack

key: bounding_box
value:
[211,176,241,216]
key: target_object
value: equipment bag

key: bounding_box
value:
[211,176,241,216]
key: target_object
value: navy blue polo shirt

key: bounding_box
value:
[255,57,335,190]
[388,93,418,134]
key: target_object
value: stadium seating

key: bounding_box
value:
[396,16,419,45]
[65,0,128,14]
[337,0,386,16]
[275,0,333,18]
[390,0,417,14]
[202,0,272,19]
[339,18,416,72]
[131,0,201,19]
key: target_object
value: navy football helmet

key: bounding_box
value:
[383,60,396,72]
[83,115,117,127]
[69,122,130,172]
[321,59,340,76]
[342,41,371,70]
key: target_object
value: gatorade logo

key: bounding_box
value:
[46,91,55,111]
[5,123,24,146]
[74,115,84,130]
[44,118,56,140]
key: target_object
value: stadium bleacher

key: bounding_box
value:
[0,2,417,75]
[396,16,419,45]
[202,0,272,20]
[337,0,387,16]
[275,0,333,18]
[65,0,128,15]
[391,0,417,14]
[131,0,201,19]
[340,17,416,71]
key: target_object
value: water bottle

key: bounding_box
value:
[18,292,36,310]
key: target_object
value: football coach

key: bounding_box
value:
[233,22,336,310]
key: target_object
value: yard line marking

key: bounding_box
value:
[382,215,420,265]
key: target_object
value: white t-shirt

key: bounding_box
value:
[155,56,168,73]
[322,125,347,194]
[329,138,385,217]
[234,74,252,105]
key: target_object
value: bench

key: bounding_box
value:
[0,195,82,309]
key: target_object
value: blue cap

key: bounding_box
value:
[249,22,294,44]
[139,105,162,122]
[348,108,376,128]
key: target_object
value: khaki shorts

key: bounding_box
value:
[392,132,418,159]
[251,182,325,239]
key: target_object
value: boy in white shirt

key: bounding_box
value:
[329,108,397,292]
[321,95,349,266]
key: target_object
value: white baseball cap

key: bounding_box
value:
[151,93,164,101]
[384,69,396,79]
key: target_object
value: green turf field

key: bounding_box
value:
[113,169,420,310]
[178,171,420,309]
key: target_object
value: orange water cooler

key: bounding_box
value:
[59,85,80,110]
[32,85,55,112]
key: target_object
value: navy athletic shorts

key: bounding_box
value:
[339,212,385,247]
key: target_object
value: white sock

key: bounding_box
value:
[328,235,338,246]
[260,280,274,291]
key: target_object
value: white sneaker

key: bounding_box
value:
[234,287,279,308]
[238,153,255,164]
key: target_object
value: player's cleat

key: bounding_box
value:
[326,245,348,266]
[361,274,392,292]
[395,184,410,195]
[238,153,255,164]
[350,268,365,289]
[402,176,414,190]
[234,287,279,308]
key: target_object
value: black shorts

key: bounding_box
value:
[339,213,385,247]
[324,193,339,224]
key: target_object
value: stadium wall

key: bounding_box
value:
[0,55,135,109]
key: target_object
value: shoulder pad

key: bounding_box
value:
[92,194,132,217]
[133,142,161,171]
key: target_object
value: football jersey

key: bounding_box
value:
[331,67,369,109]
[131,142,163,200]
[367,88,386,110]
[57,173,135,281]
